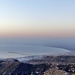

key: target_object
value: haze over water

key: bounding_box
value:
[0,38,75,58]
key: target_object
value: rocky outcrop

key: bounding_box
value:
[43,68,68,75]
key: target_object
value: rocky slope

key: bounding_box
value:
[0,60,51,75]
[28,56,75,64]
[0,56,75,75]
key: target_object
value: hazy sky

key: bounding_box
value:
[0,0,75,38]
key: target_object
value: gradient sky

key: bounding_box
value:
[0,0,75,38]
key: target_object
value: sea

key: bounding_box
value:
[0,38,75,58]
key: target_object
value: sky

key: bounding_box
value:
[0,0,75,38]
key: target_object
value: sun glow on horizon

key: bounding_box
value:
[0,0,75,38]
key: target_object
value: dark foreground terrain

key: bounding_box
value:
[0,56,75,75]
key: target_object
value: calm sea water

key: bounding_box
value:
[0,44,70,58]
[0,38,75,58]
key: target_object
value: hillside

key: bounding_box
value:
[0,60,51,75]
[28,56,75,64]
[0,56,75,75]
